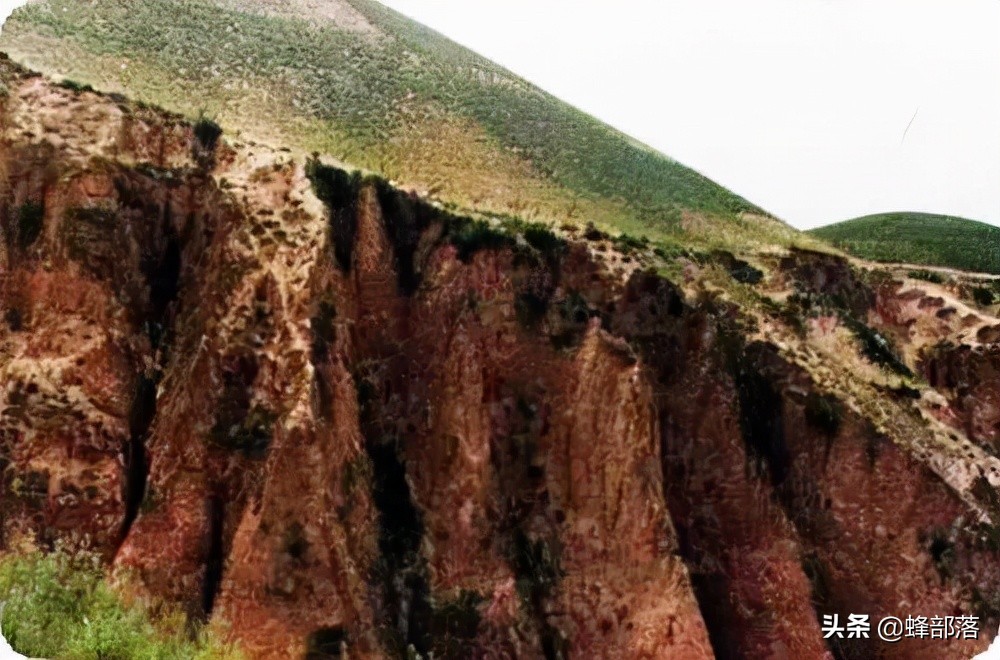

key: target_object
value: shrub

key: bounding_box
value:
[841,316,912,377]
[193,114,223,154]
[907,269,944,284]
[56,79,95,94]
[446,218,514,263]
[520,223,566,261]
[0,551,240,659]
[971,286,996,307]
[612,232,649,254]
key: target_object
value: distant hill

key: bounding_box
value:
[809,212,1000,275]
[0,0,809,253]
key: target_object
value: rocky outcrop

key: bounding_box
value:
[1,57,999,659]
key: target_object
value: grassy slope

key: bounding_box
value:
[0,0,814,254]
[0,552,240,658]
[810,212,1000,275]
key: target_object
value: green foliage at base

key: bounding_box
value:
[810,213,1000,275]
[0,551,241,659]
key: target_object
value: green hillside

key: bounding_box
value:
[0,0,812,253]
[810,213,1000,275]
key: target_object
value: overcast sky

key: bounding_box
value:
[378,0,1000,229]
[1,1,997,228]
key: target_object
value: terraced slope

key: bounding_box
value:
[0,0,814,254]
[811,212,1000,275]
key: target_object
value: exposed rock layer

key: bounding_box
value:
[1,58,999,659]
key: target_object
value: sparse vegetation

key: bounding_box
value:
[907,269,945,284]
[519,221,566,262]
[193,113,223,154]
[2,0,787,256]
[0,551,241,659]
[810,213,1000,275]
[56,78,95,93]
[971,286,996,307]
[841,316,912,378]
[446,217,516,263]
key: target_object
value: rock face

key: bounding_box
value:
[1,58,999,659]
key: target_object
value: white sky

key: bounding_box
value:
[0,1,997,228]
[378,0,1000,229]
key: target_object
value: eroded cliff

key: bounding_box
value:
[1,57,999,659]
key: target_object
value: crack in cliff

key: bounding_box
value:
[119,177,186,543]
[121,374,156,541]
[364,436,435,656]
[201,492,226,618]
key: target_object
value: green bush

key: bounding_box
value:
[971,286,996,307]
[841,316,912,377]
[907,269,944,284]
[193,114,223,154]
[56,79,95,94]
[0,551,240,659]
[446,218,515,263]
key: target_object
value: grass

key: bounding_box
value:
[0,550,241,659]
[809,212,1000,275]
[0,0,808,257]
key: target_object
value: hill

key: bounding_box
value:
[0,0,810,253]
[810,212,1000,275]
[2,9,1000,660]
